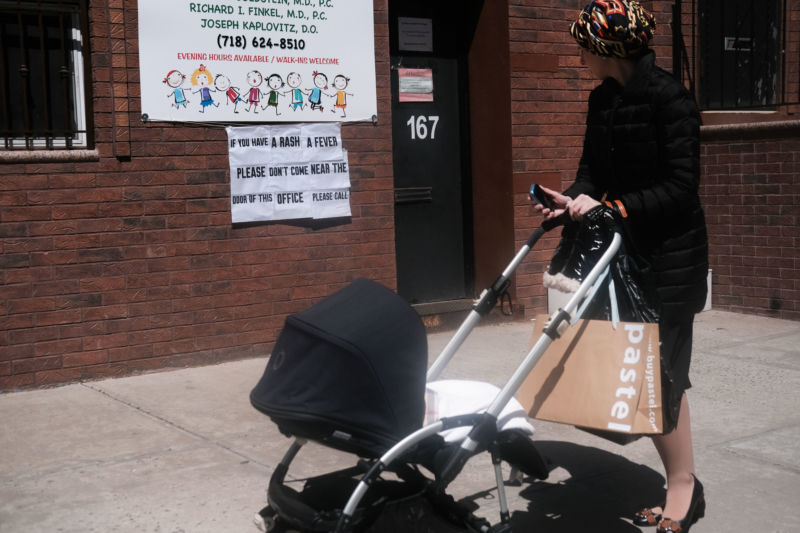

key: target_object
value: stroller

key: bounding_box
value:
[250,213,624,532]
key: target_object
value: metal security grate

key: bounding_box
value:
[0,0,91,149]
[672,0,797,111]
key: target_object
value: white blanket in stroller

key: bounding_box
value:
[424,379,534,443]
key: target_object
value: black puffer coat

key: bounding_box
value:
[565,51,709,320]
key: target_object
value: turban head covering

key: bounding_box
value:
[570,0,656,59]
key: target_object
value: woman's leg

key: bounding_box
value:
[651,393,695,519]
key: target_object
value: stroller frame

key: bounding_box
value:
[336,231,622,532]
[255,215,623,533]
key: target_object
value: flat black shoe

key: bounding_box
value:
[656,476,706,533]
[633,504,663,527]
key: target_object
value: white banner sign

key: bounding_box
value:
[227,123,351,223]
[138,0,377,123]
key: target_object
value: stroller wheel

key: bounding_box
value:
[253,506,277,532]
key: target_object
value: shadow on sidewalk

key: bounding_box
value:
[509,441,665,532]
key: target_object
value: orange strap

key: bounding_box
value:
[604,199,628,218]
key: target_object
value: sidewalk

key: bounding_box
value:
[1,309,798,532]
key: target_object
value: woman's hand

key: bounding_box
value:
[532,186,570,220]
[532,187,601,222]
[567,194,601,221]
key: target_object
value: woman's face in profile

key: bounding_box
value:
[580,48,610,79]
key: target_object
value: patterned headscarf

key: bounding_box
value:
[570,0,656,59]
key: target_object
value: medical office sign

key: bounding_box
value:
[138,0,377,123]
[227,123,351,223]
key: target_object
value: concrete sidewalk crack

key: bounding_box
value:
[721,446,800,474]
[716,422,800,474]
[81,383,272,471]
[701,328,800,353]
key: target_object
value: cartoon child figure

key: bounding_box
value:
[263,73,284,116]
[191,64,218,113]
[214,74,243,114]
[331,74,353,118]
[307,71,330,112]
[284,72,306,111]
[245,70,264,113]
[164,69,189,109]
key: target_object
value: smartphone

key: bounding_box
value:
[529,184,554,209]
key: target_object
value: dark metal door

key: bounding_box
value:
[391,57,471,304]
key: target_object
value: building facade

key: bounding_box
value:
[1,0,798,390]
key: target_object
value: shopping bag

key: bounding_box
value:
[517,315,662,437]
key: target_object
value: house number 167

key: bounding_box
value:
[406,115,439,140]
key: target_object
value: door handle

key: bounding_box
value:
[394,187,433,205]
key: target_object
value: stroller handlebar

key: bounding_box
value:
[540,212,571,233]
[427,212,573,382]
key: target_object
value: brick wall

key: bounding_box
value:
[508,0,591,315]
[701,133,800,320]
[2,1,798,390]
[0,1,395,390]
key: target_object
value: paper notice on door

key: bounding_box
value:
[398,68,434,102]
[398,17,433,52]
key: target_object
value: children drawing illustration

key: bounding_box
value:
[164,69,189,109]
[159,65,363,120]
[191,64,218,113]
[263,73,284,116]
[215,74,243,114]
[307,71,330,112]
[285,72,307,111]
[245,70,265,113]
[331,74,353,118]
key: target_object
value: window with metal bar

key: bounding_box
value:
[698,0,782,110]
[0,0,91,150]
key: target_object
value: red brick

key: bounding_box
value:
[3,237,53,253]
[7,326,59,345]
[82,305,128,321]
[5,266,53,283]
[151,339,196,357]
[29,338,80,359]
[62,350,109,368]
[82,332,129,351]
[2,206,52,221]
[31,280,81,297]
[7,297,55,314]
[34,368,85,386]
[80,276,127,292]
[0,373,36,389]
[108,344,154,363]
[0,314,34,330]
[36,309,83,327]
[0,343,34,363]
[13,355,62,374]
[30,250,78,266]
[194,334,238,351]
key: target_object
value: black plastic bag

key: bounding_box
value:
[544,206,659,324]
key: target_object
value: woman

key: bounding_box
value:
[536,2,709,531]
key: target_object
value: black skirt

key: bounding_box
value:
[658,318,694,432]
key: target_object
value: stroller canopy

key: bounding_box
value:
[251,278,428,457]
